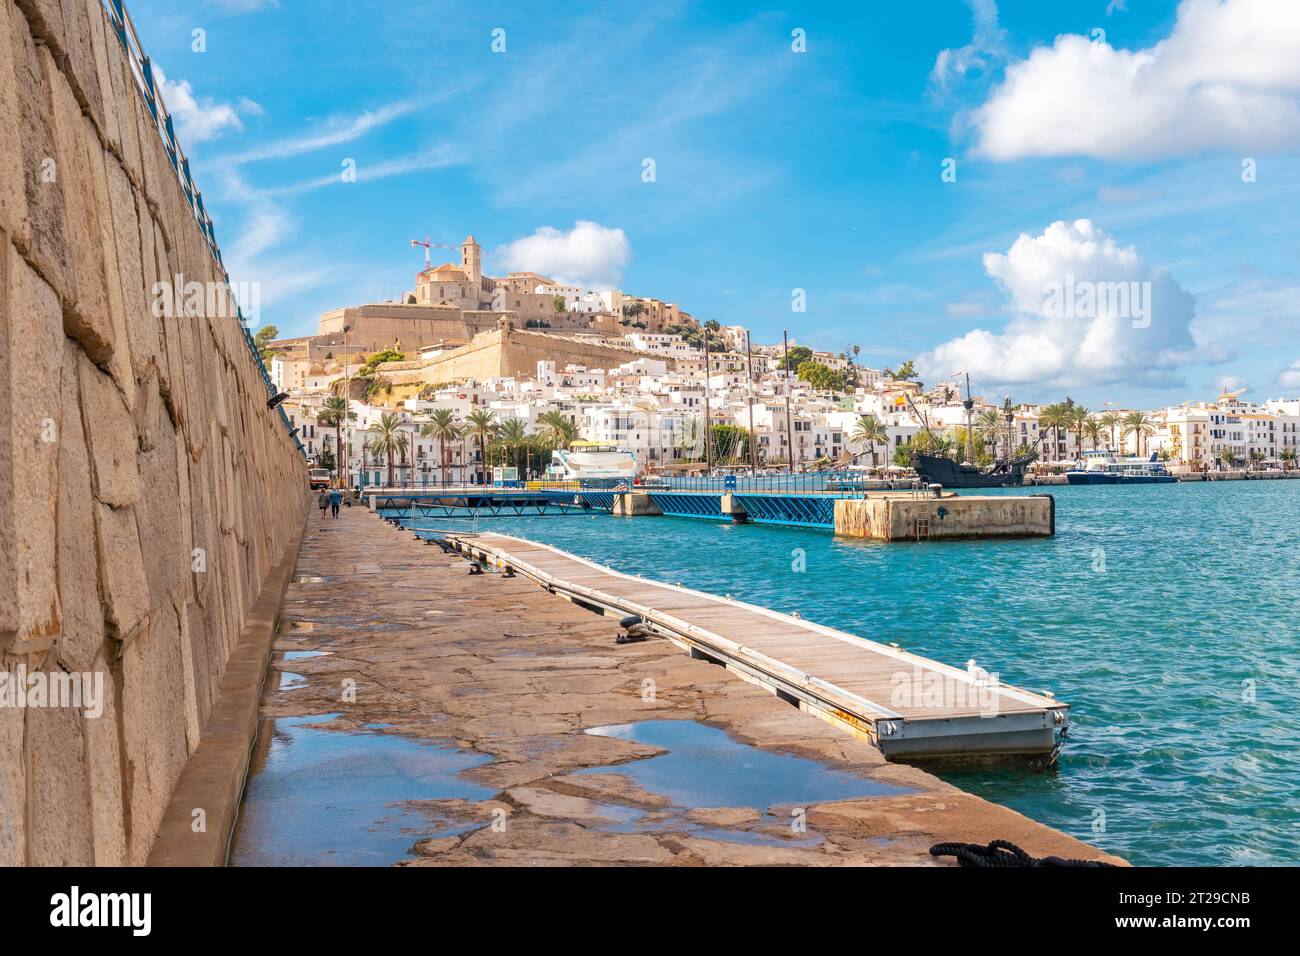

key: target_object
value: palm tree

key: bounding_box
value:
[368,413,404,488]
[537,410,579,449]
[1282,446,1297,472]
[1069,405,1090,458]
[850,413,889,468]
[975,409,1003,460]
[1082,416,1103,451]
[420,409,461,486]
[1038,403,1068,462]
[1098,412,1120,451]
[497,419,529,481]
[1122,411,1155,457]
[1248,449,1266,471]
[464,409,498,484]
[318,396,354,484]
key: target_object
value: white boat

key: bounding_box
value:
[547,441,639,482]
[1065,451,1175,484]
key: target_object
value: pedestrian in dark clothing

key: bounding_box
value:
[318,491,329,517]
[329,489,342,518]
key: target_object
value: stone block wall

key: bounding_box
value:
[0,0,306,865]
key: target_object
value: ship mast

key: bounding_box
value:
[963,371,975,465]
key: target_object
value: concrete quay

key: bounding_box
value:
[239,506,1120,866]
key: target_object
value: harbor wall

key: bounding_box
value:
[834,494,1054,540]
[0,0,306,865]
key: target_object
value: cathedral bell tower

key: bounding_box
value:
[461,235,482,286]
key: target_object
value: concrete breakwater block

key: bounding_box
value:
[834,493,1054,541]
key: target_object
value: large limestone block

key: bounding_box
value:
[25,698,96,865]
[0,706,24,864]
[0,246,63,654]
[56,342,104,671]
[80,0,118,149]
[42,46,113,360]
[78,353,140,508]
[82,653,126,865]
[84,133,133,394]
[107,165,158,380]
[91,500,149,646]
[13,2,70,63]
[133,371,188,619]
[111,50,144,184]
[119,605,188,865]
[52,0,103,129]
[0,2,31,247]
[7,12,72,296]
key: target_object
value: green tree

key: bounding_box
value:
[553,295,567,315]
[796,360,847,392]
[781,345,814,371]
[1122,411,1155,457]
[464,409,498,484]
[363,348,405,369]
[975,409,1003,459]
[1282,446,1297,471]
[1069,405,1090,456]
[537,410,579,448]
[318,395,355,483]
[368,413,404,487]
[1083,415,1104,451]
[496,419,530,480]
[850,413,889,468]
[1039,403,1069,462]
[254,325,279,347]
[710,424,750,465]
[420,409,461,486]
[1098,411,1120,450]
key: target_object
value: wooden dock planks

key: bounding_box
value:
[444,532,1070,761]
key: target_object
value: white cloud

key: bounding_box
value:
[154,65,257,144]
[919,219,1204,390]
[971,0,1300,160]
[931,0,1008,96]
[1278,359,1300,390]
[494,221,632,290]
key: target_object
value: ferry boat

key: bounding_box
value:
[1065,451,1176,484]
[546,440,639,483]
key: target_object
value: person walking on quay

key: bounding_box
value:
[329,488,342,519]
[318,490,329,518]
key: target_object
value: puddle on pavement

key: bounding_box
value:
[229,713,494,866]
[582,720,908,812]
[277,671,306,690]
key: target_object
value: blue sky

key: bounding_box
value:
[128,0,1300,408]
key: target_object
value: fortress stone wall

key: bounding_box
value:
[0,0,306,864]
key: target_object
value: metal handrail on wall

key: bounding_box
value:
[100,0,303,455]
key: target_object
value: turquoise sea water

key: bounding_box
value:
[405,481,1300,865]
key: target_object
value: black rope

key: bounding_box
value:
[930,840,1113,867]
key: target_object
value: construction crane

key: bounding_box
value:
[409,235,456,269]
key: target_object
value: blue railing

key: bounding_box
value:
[100,0,301,455]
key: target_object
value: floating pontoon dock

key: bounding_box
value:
[444,532,1069,761]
